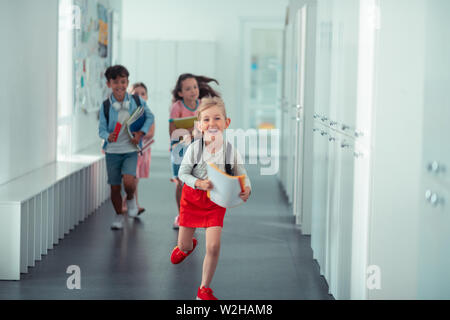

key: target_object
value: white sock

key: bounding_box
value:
[127,198,136,209]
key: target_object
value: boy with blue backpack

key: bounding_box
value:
[98,65,155,230]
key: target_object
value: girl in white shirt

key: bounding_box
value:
[170,97,251,300]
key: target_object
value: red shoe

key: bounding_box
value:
[196,287,218,300]
[170,238,197,264]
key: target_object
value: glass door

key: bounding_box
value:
[241,20,283,130]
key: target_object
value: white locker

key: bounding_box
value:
[417,0,450,299]
[366,0,426,299]
[311,124,329,274]
[350,0,377,299]
[287,0,449,300]
[324,126,339,292]
[286,18,297,204]
[310,0,333,276]
[280,17,294,201]
[309,0,360,300]
[292,6,307,226]
[335,137,355,299]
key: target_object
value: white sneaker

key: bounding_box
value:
[127,198,138,218]
[111,214,124,230]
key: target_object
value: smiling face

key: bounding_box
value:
[178,77,199,104]
[198,105,231,143]
[107,76,129,102]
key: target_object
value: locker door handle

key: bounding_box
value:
[354,151,364,158]
[430,193,440,206]
[296,105,303,121]
[425,190,445,207]
[427,161,446,174]
[354,130,364,138]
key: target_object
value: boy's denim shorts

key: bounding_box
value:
[105,152,138,186]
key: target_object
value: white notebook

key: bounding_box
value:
[206,162,246,208]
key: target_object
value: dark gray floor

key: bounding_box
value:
[0,156,332,300]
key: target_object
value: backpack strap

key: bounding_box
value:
[132,94,142,107]
[103,94,141,126]
[193,137,234,176]
[193,137,203,170]
[225,142,233,176]
[103,99,111,126]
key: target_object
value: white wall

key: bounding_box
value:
[121,0,288,131]
[367,0,425,299]
[121,39,216,155]
[71,0,123,154]
[0,0,58,185]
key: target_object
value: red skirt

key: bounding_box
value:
[179,184,226,228]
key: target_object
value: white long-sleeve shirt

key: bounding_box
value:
[178,138,251,190]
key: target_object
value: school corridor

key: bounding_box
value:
[1,0,450,301]
[0,157,331,300]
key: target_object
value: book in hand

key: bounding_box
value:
[172,116,197,129]
[206,162,246,208]
[126,106,146,150]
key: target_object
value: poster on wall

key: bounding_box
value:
[97,3,108,58]
[72,0,113,114]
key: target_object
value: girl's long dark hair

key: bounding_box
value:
[171,73,220,102]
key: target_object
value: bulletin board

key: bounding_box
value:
[72,0,114,113]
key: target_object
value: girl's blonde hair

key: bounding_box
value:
[196,96,227,120]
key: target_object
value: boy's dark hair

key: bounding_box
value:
[171,73,220,101]
[105,65,129,81]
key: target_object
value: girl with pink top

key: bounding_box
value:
[122,82,155,214]
[169,73,220,229]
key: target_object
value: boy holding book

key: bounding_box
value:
[99,65,154,230]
